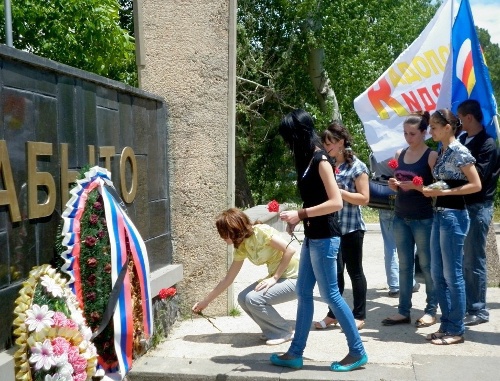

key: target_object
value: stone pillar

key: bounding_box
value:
[137,0,236,315]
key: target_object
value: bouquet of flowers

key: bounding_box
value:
[13,264,99,381]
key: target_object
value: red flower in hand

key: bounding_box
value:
[412,176,424,186]
[159,287,177,300]
[388,159,398,169]
[267,200,280,213]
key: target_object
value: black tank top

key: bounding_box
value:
[394,148,434,219]
[298,150,342,238]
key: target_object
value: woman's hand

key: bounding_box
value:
[421,187,441,198]
[254,277,277,293]
[192,300,208,314]
[279,210,300,225]
[388,177,399,191]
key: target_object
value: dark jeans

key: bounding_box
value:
[327,230,367,320]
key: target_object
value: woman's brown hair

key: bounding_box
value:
[215,208,255,248]
[320,120,355,166]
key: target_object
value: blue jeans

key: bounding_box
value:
[464,201,493,320]
[379,209,399,292]
[287,237,365,358]
[393,215,436,318]
[431,209,469,336]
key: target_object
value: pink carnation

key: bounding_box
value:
[64,318,78,330]
[51,337,71,356]
[73,371,88,381]
[89,214,99,225]
[52,312,68,327]
[70,354,88,373]
[67,345,80,363]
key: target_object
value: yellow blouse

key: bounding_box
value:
[234,224,299,279]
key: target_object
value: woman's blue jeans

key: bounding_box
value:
[287,237,365,358]
[431,209,469,336]
[393,215,437,318]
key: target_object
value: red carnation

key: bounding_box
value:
[388,159,398,169]
[87,257,98,267]
[93,201,103,210]
[267,200,280,213]
[86,291,97,302]
[335,167,340,174]
[159,287,177,300]
[89,214,99,225]
[104,263,112,273]
[87,274,97,286]
[412,176,424,186]
[84,236,97,247]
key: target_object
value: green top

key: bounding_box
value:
[234,224,299,280]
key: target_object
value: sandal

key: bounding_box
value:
[415,314,437,328]
[431,335,464,345]
[314,317,338,329]
[425,330,445,341]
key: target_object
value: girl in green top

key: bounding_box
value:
[192,208,298,345]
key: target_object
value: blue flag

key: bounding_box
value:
[451,0,497,138]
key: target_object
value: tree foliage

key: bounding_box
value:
[236,0,439,206]
[0,0,137,86]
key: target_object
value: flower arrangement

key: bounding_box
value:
[13,264,99,381]
[57,167,153,378]
[267,200,280,213]
[412,176,424,186]
[388,159,399,169]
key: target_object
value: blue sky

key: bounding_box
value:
[467,0,500,45]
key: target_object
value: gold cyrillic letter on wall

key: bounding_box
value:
[99,146,115,174]
[0,140,21,222]
[60,143,79,209]
[26,142,56,219]
[120,146,137,203]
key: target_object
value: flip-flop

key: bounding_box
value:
[314,318,338,329]
[415,315,437,328]
[431,335,464,345]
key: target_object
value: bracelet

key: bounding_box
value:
[297,208,308,220]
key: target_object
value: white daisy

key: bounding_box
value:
[29,339,56,371]
[25,304,54,332]
[41,275,64,298]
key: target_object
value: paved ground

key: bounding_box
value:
[129,224,500,381]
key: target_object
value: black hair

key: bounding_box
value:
[457,99,484,123]
[320,120,355,166]
[404,111,430,132]
[431,109,463,137]
[279,109,322,178]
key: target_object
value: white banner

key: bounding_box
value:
[354,0,452,162]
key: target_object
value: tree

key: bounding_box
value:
[236,0,439,206]
[0,0,137,86]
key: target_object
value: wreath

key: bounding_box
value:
[12,264,99,381]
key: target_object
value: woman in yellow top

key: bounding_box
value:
[192,208,298,345]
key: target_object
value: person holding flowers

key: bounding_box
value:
[422,108,481,345]
[192,207,298,346]
[382,111,438,328]
[270,109,367,372]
